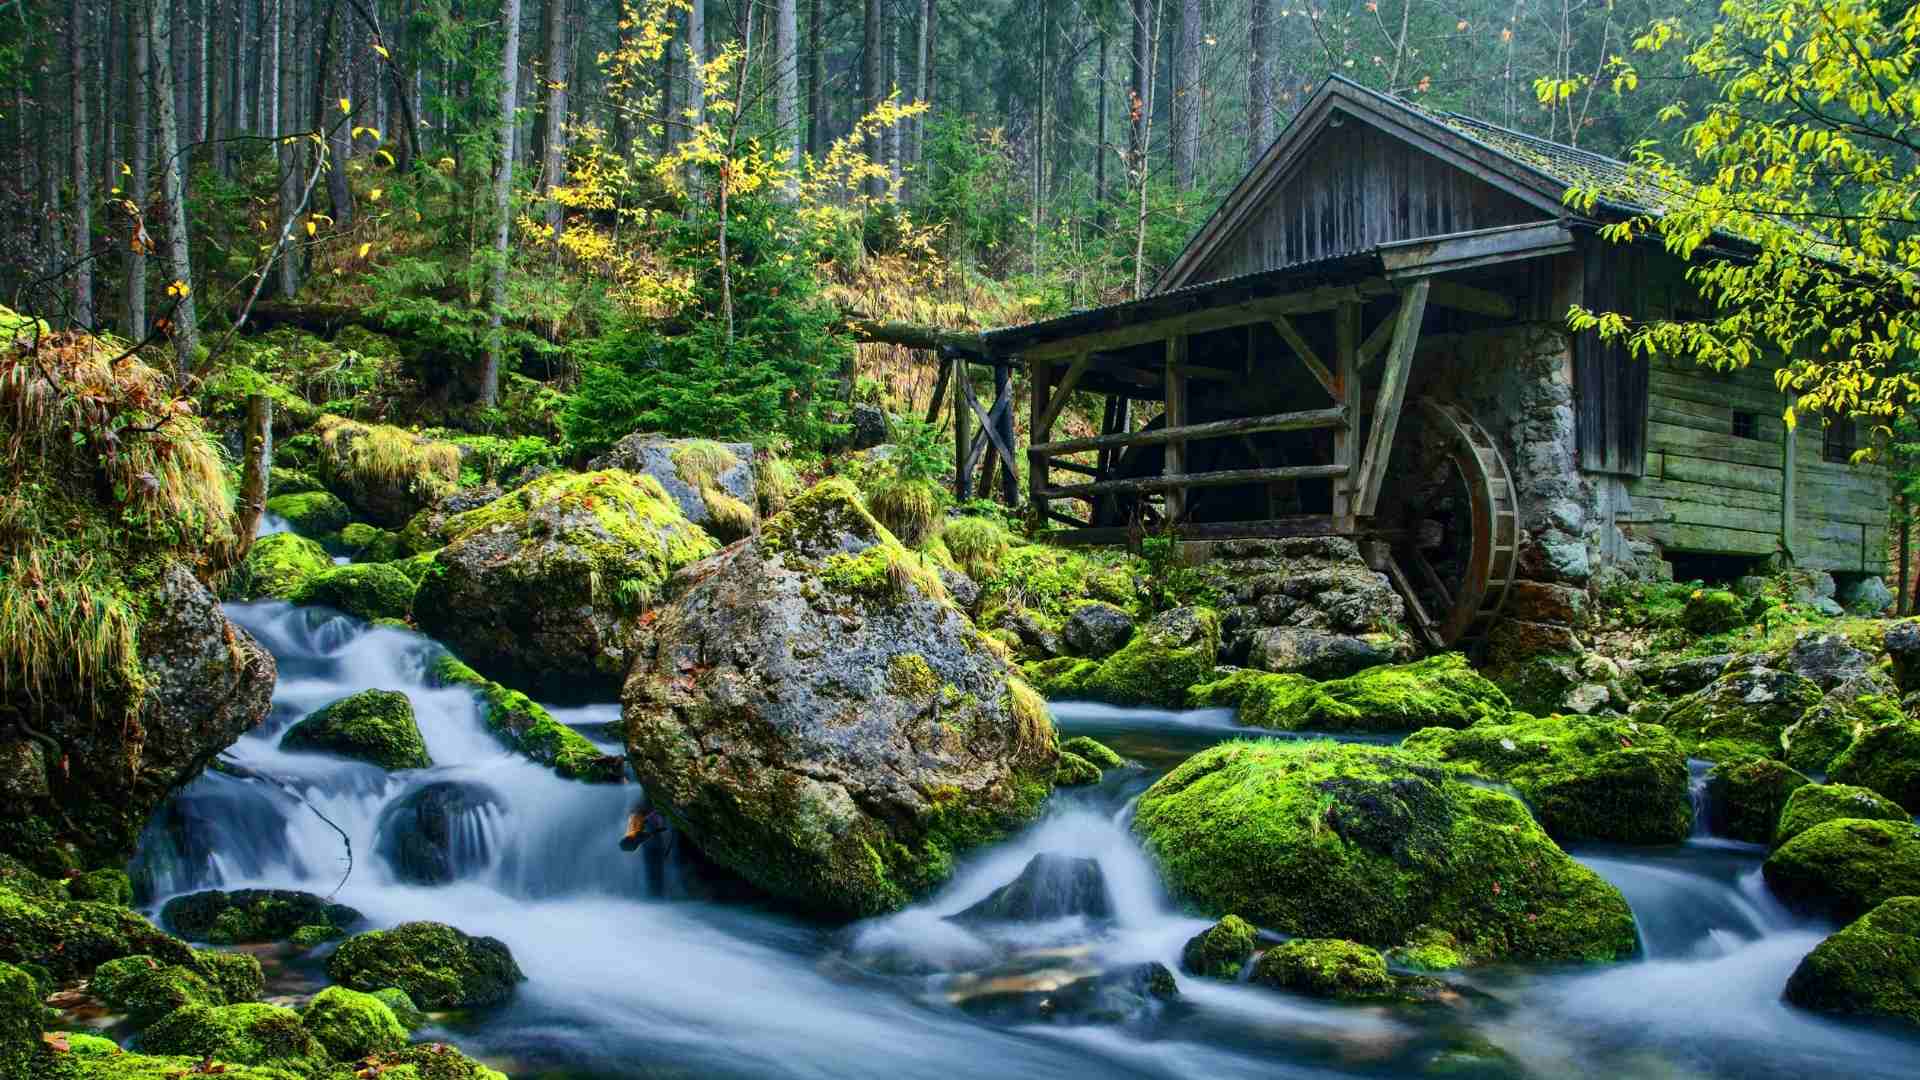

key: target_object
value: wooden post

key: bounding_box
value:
[954,360,973,502]
[995,362,1017,504]
[1781,390,1798,565]
[1354,278,1431,516]
[924,354,952,426]
[1029,358,1053,524]
[1165,335,1189,524]
[1332,301,1360,527]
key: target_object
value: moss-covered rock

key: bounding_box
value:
[2,960,45,1079]
[1383,927,1466,972]
[300,985,409,1060]
[1774,784,1911,847]
[1401,713,1692,844]
[89,957,221,1023]
[1131,740,1637,965]
[1782,694,1902,775]
[0,873,196,982]
[280,689,430,770]
[1249,939,1399,1000]
[138,1003,325,1069]
[159,889,361,945]
[369,988,425,1031]
[344,1043,508,1080]
[326,921,524,1009]
[1180,915,1257,979]
[1023,607,1220,708]
[1054,751,1101,786]
[290,562,418,622]
[1683,589,1749,635]
[1783,896,1920,1028]
[1658,666,1824,758]
[427,656,622,781]
[226,533,332,603]
[1060,736,1125,770]
[311,415,461,528]
[339,523,408,563]
[266,467,325,497]
[263,491,352,544]
[415,470,719,695]
[1189,654,1509,734]
[288,924,344,950]
[623,479,1058,918]
[191,950,263,1005]
[65,870,132,906]
[1763,818,1920,920]
[1829,720,1920,814]
[1704,757,1808,844]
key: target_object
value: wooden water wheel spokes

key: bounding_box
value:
[1389,397,1520,648]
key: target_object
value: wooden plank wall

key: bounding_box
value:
[1625,352,1888,572]
[1193,121,1546,282]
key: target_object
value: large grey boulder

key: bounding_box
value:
[622,479,1059,918]
[588,434,759,542]
[1063,602,1135,659]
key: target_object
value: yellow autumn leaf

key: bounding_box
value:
[368,188,383,202]
[305,220,317,237]
[358,242,372,259]
[339,97,352,114]
[373,43,390,59]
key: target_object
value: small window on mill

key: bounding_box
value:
[1824,418,1857,463]
[1731,411,1757,440]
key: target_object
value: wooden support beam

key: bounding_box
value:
[924,355,953,426]
[1357,301,1401,369]
[1051,459,1101,476]
[1165,337,1189,522]
[1042,515,1349,546]
[1032,406,1347,455]
[1040,464,1349,500]
[1272,315,1336,398]
[1029,358,1053,525]
[954,361,973,501]
[1022,285,1364,361]
[1332,301,1360,523]
[1035,354,1092,436]
[994,363,1017,504]
[1427,279,1517,320]
[1354,278,1432,515]
[1379,222,1576,282]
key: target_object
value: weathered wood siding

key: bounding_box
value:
[1624,352,1888,572]
[1575,245,1649,476]
[1191,120,1547,282]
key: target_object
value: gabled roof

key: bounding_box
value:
[1153,75,1661,294]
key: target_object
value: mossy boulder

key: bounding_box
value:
[1763,818,1920,921]
[266,467,325,497]
[139,1003,325,1069]
[1054,751,1102,786]
[311,416,461,528]
[300,986,409,1061]
[288,924,344,950]
[65,869,132,906]
[415,470,719,695]
[0,872,196,983]
[374,780,505,885]
[427,656,623,781]
[339,523,408,563]
[227,532,331,602]
[1782,694,1902,774]
[89,957,221,1023]
[1131,740,1637,965]
[1683,589,1749,635]
[326,921,524,1008]
[369,988,425,1031]
[1060,736,1125,770]
[190,950,263,1004]
[588,434,759,543]
[1188,654,1509,734]
[1658,666,1824,758]
[159,889,361,945]
[1783,896,1920,1028]
[623,479,1058,918]
[1704,757,1808,844]
[1384,927,1466,972]
[1249,939,1408,1001]
[1,961,44,1080]
[1829,720,1920,814]
[264,491,352,544]
[1180,915,1257,979]
[280,689,430,770]
[345,1043,508,1080]
[1401,713,1693,844]
[1775,784,1911,847]
[290,562,418,622]
[1023,607,1220,708]
[1062,602,1136,659]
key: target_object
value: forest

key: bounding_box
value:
[4,0,1920,1078]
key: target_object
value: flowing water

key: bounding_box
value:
[129,604,1920,1079]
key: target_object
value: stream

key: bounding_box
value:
[128,600,1920,1079]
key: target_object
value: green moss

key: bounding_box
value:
[427,656,623,782]
[1054,751,1102,786]
[670,440,740,490]
[1829,720,1920,814]
[867,478,943,547]
[288,924,344,950]
[1704,758,1808,844]
[1024,608,1219,708]
[325,922,524,1009]
[1658,668,1825,756]
[280,689,430,770]
[1402,713,1693,844]
[817,545,950,605]
[0,874,196,983]
[191,950,263,1004]
[2,960,45,1080]
[160,889,361,946]
[266,468,324,497]
[339,523,407,563]
[1775,784,1911,847]
[290,562,418,622]
[1763,818,1920,921]
[1784,695,1901,774]
[1250,939,1397,1000]
[1060,736,1124,769]
[64,870,132,907]
[886,653,941,700]
[1384,927,1466,972]
[228,532,332,602]
[437,469,717,580]
[940,516,1013,580]
[1784,896,1920,1027]
[300,986,408,1061]
[1131,739,1637,965]
[1192,654,1509,734]
[1180,915,1257,979]
[90,957,222,1023]
[139,1003,325,1069]
[42,1050,312,1079]
[274,434,320,471]
[976,542,1143,624]
[1683,589,1749,635]
[263,491,351,544]
[369,988,425,1031]
[347,1043,508,1080]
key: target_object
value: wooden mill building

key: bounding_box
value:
[944,76,1890,646]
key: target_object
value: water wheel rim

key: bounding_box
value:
[1397,397,1520,647]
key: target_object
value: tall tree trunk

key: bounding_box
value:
[483,0,525,408]
[1172,0,1197,189]
[70,0,95,329]
[1128,0,1149,167]
[1248,0,1270,162]
[1094,26,1108,229]
[909,0,931,169]
[318,0,353,229]
[102,0,119,195]
[263,0,278,134]
[152,0,201,373]
[885,0,900,186]
[805,0,822,158]
[537,0,570,231]
[685,0,704,136]
[860,0,881,196]
[209,0,226,176]
[774,0,798,180]
[128,0,150,339]
[278,0,301,298]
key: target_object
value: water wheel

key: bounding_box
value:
[1383,397,1520,648]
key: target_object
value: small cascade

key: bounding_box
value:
[1689,758,1716,839]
